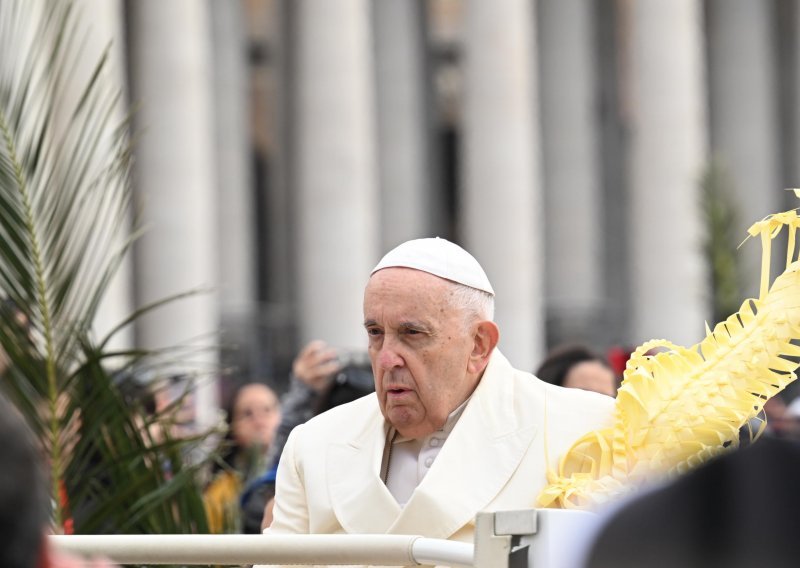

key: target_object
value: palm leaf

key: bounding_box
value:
[538,206,800,509]
[0,0,211,539]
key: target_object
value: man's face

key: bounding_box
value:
[363,268,480,439]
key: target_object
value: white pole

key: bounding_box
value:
[50,534,475,567]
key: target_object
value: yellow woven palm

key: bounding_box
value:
[538,202,800,510]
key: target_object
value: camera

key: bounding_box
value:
[337,350,371,370]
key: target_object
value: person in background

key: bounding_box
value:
[264,340,373,468]
[758,395,800,439]
[262,340,344,469]
[204,382,280,533]
[536,344,618,397]
[0,394,115,567]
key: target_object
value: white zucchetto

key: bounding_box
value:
[371,237,494,296]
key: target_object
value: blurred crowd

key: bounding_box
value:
[204,339,374,534]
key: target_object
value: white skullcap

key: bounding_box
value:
[371,237,495,296]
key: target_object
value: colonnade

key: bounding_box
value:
[76,1,799,420]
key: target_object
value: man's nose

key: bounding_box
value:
[377,340,404,370]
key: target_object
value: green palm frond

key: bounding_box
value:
[701,160,743,322]
[64,341,211,535]
[0,0,211,537]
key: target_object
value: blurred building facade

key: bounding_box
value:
[78,0,800,411]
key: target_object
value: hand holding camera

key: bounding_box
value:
[292,340,343,392]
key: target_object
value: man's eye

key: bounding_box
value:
[366,328,382,336]
[404,329,422,335]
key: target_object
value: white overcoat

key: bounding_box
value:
[257,350,615,568]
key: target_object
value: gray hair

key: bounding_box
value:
[446,281,495,325]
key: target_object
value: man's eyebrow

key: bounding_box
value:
[362,319,432,330]
[398,320,432,331]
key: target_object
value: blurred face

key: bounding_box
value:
[563,361,617,397]
[364,268,482,439]
[232,384,280,448]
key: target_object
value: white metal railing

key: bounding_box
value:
[50,533,476,567]
[49,509,600,567]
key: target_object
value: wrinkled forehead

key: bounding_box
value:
[364,268,459,318]
[366,266,454,296]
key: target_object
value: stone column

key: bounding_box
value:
[374,0,435,249]
[210,0,258,379]
[626,0,709,346]
[461,0,544,370]
[64,0,133,353]
[127,0,220,427]
[211,0,255,316]
[294,0,379,350]
[538,0,605,347]
[706,0,780,299]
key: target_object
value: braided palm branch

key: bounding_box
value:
[539,205,800,509]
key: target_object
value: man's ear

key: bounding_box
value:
[468,320,500,375]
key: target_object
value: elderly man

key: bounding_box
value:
[261,238,614,564]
